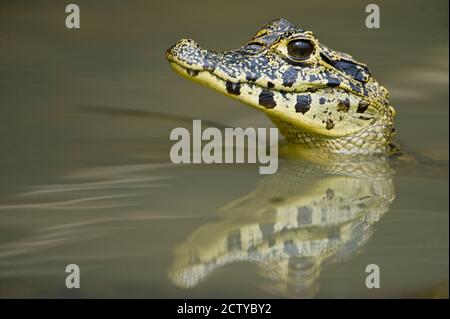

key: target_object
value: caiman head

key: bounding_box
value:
[166,18,396,154]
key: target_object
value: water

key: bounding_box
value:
[0,0,448,298]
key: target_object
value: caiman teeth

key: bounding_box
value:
[187,69,199,77]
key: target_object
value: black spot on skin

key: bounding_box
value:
[326,76,341,87]
[295,95,312,114]
[259,89,277,108]
[359,116,372,120]
[246,73,259,82]
[337,98,350,112]
[308,88,319,93]
[334,60,370,82]
[326,119,334,130]
[267,81,275,88]
[186,69,199,77]
[226,81,241,95]
[282,67,298,87]
[309,74,320,82]
[241,43,265,54]
[259,34,280,46]
[357,100,369,113]
[349,81,363,95]
[319,97,326,105]
[362,88,369,97]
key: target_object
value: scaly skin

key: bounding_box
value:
[166,18,396,154]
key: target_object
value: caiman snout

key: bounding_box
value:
[166,38,205,69]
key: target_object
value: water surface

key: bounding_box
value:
[0,0,448,298]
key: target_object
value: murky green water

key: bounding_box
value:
[0,0,448,298]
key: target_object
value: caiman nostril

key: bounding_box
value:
[166,38,204,66]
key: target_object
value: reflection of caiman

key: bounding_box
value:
[168,148,395,297]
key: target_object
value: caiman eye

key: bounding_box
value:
[287,39,314,61]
